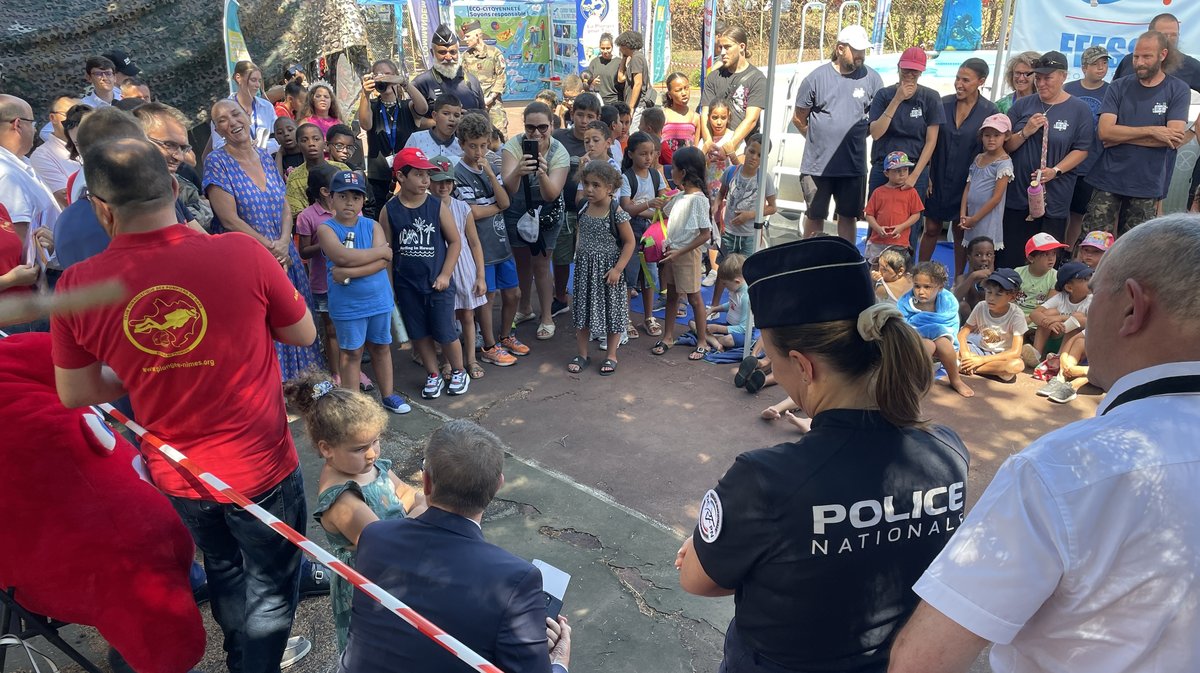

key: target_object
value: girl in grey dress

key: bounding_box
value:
[962,116,1015,255]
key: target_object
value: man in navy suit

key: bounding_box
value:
[339,420,572,673]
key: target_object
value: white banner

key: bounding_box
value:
[1010,0,1200,81]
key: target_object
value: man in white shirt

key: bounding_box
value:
[0,94,60,266]
[79,56,123,110]
[889,213,1200,673]
[30,96,81,207]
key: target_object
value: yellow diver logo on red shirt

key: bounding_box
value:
[123,285,208,357]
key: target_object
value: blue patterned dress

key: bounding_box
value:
[203,147,324,379]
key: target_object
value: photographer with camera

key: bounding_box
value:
[358,60,429,219]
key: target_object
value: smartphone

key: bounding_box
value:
[532,560,570,620]
[522,138,540,161]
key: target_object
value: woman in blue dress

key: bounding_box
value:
[204,98,324,379]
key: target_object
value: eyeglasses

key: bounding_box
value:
[148,136,192,156]
[331,142,354,152]
[2,116,34,126]
[50,110,71,118]
[1012,71,1033,79]
[89,70,115,79]
[86,192,108,205]
[525,123,551,134]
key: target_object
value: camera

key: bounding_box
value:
[375,80,390,93]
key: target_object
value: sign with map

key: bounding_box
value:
[454,0,552,100]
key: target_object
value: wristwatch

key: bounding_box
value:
[1051,167,1062,177]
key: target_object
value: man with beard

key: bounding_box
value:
[792,25,884,242]
[459,20,508,133]
[413,24,487,122]
[700,26,767,161]
[587,34,622,105]
[1084,31,1189,236]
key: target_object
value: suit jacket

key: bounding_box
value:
[339,506,552,673]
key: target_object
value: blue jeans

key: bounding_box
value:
[869,164,929,251]
[170,467,306,673]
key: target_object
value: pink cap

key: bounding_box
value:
[898,47,927,72]
[1080,230,1114,251]
[980,113,1011,134]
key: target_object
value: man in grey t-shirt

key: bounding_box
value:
[792,25,884,242]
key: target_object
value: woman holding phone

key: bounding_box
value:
[358,59,429,219]
[501,102,571,343]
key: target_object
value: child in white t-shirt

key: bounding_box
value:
[1026,261,1093,364]
[957,268,1028,382]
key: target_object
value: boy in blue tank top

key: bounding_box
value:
[316,170,411,414]
[380,148,467,399]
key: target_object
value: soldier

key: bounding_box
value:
[413,24,487,121]
[460,19,509,134]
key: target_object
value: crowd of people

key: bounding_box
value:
[1,9,1199,673]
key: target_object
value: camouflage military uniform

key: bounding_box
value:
[463,42,508,134]
[1083,190,1158,237]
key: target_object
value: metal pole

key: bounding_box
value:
[990,0,1015,102]
[745,0,784,359]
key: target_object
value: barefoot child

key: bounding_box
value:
[429,155,487,381]
[957,267,1027,382]
[651,146,711,361]
[284,372,425,650]
[900,261,973,397]
[315,170,409,413]
[568,160,636,375]
[380,148,467,399]
[958,114,1013,275]
[873,246,914,303]
[864,151,923,263]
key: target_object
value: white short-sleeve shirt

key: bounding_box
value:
[1041,291,1092,316]
[664,192,711,249]
[914,361,1200,673]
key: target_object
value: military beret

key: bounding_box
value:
[743,237,876,328]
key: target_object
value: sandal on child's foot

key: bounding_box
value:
[651,340,673,356]
[467,361,486,379]
[688,347,710,361]
[599,359,618,376]
[567,356,591,374]
[643,318,663,337]
[626,322,640,339]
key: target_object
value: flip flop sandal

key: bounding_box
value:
[439,363,452,381]
[688,347,710,361]
[745,369,767,393]
[567,356,591,373]
[734,356,758,388]
[677,306,689,318]
[467,361,486,379]
[644,319,663,337]
[651,340,673,356]
[599,359,618,376]
[536,322,556,340]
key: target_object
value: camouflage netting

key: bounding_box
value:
[0,0,376,128]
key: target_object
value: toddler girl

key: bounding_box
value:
[569,160,636,375]
[284,372,425,651]
[899,261,973,398]
[299,82,346,137]
[960,114,1013,275]
[873,246,914,304]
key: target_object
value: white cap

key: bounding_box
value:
[836,25,871,51]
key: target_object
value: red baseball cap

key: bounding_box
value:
[898,47,927,72]
[392,147,437,173]
[1025,232,1069,258]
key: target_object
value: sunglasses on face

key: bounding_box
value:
[525,123,550,134]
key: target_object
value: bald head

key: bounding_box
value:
[82,137,176,219]
[0,94,35,155]
[1096,215,1200,324]
[75,107,144,158]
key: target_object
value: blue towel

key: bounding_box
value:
[704,349,759,364]
[898,288,961,349]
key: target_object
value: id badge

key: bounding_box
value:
[384,154,396,169]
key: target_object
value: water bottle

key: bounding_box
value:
[341,232,355,284]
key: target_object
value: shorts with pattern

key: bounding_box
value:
[1083,189,1157,236]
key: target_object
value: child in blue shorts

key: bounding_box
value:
[316,170,410,414]
[380,148,467,399]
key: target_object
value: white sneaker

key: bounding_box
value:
[598,331,630,350]
[700,269,718,287]
[281,636,312,669]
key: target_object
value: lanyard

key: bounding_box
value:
[379,101,400,152]
[1101,375,1200,415]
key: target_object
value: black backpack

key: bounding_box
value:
[578,199,621,242]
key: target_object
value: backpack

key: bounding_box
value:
[623,167,663,203]
[578,199,621,242]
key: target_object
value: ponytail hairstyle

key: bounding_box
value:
[671,145,708,194]
[912,261,949,289]
[663,72,691,108]
[306,163,341,206]
[283,370,388,449]
[767,305,929,427]
[621,131,656,171]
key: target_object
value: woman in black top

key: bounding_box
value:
[676,237,970,673]
[357,59,429,218]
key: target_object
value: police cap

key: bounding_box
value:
[743,237,876,328]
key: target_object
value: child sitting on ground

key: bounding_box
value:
[1025,260,1092,367]
[953,236,995,322]
[1076,229,1112,269]
[380,148,467,399]
[284,371,425,650]
[693,253,750,351]
[873,246,914,303]
[864,151,923,263]
[957,267,1027,382]
[1016,233,1066,321]
[900,261,973,397]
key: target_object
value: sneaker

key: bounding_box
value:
[382,394,412,414]
[281,636,312,669]
[1047,379,1078,404]
[598,331,630,350]
[701,269,718,287]
[448,369,471,395]
[1022,343,1042,369]
[422,374,445,399]
[550,298,571,317]
[480,345,518,366]
[512,311,537,328]
[500,335,531,356]
[1036,376,1063,397]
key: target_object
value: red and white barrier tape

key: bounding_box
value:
[92,401,503,673]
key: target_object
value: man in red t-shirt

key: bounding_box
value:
[51,138,317,673]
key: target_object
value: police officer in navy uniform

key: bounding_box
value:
[675,236,970,673]
[413,24,487,119]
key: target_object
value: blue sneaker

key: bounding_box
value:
[382,394,412,414]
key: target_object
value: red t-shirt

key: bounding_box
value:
[865,184,924,247]
[51,225,308,501]
[274,102,293,120]
[0,203,33,299]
